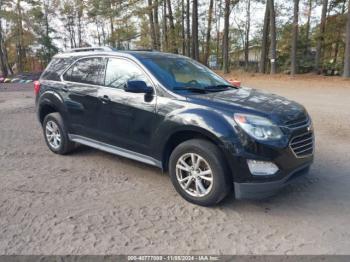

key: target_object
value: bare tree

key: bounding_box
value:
[204,0,214,65]
[244,0,251,71]
[305,0,313,54]
[315,0,328,73]
[192,0,199,60]
[181,0,185,55]
[0,43,8,77]
[259,0,270,73]
[0,0,9,76]
[186,0,191,57]
[109,0,115,48]
[344,0,350,78]
[77,1,83,47]
[0,41,7,77]
[332,0,346,71]
[291,0,299,76]
[154,0,160,50]
[16,0,25,72]
[268,0,277,74]
[162,0,168,51]
[147,0,157,50]
[166,0,177,53]
[215,0,222,68]
[222,0,230,73]
[0,0,11,75]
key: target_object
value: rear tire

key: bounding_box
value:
[169,139,231,206]
[43,113,75,155]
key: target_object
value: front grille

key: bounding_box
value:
[290,132,314,158]
[284,116,309,129]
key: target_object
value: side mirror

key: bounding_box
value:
[124,80,153,94]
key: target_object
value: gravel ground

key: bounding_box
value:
[0,76,350,255]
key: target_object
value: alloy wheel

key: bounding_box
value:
[175,153,213,197]
[45,120,61,149]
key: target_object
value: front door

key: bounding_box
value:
[97,57,157,155]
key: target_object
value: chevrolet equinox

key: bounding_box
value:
[35,47,314,206]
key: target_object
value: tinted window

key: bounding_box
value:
[104,58,151,89]
[141,57,229,91]
[41,58,73,81]
[64,57,106,85]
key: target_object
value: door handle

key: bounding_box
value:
[61,86,68,92]
[98,95,111,103]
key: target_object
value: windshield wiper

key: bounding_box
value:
[173,84,235,93]
[173,86,208,93]
[204,84,236,90]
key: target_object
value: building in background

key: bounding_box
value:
[230,45,261,72]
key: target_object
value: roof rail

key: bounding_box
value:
[68,46,116,53]
[127,49,154,52]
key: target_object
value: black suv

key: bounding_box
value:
[35,47,314,206]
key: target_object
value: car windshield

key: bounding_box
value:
[141,57,233,93]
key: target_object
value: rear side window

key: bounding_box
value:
[41,58,73,81]
[63,57,106,85]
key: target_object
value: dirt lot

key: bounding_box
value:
[0,74,350,255]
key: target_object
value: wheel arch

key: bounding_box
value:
[39,103,59,124]
[161,127,234,180]
[38,92,66,125]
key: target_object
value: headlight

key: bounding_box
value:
[234,113,283,141]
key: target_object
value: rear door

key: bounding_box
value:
[62,57,106,139]
[96,57,157,155]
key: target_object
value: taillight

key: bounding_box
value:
[34,81,40,95]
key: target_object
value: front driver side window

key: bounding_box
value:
[104,58,152,89]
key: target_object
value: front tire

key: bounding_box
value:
[169,139,231,206]
[43,113,75,155]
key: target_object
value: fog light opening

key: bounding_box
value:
[247,160,279,176]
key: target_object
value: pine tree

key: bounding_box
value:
[244,0,251,71]
[259,0,270,74]
[147,0,157,50]
[344,0,350,78]
[268,0,277,74]
[204,0,214,65]
[186,0,191,57]
[315,0,328,73]
[191,0,199,60]
[291,0,300,76]
[222,0,230,73]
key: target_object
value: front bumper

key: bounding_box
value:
[222,123,315,199]
[234,163,311,199]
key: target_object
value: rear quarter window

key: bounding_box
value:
[41,58,73,81]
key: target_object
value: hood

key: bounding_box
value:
[186,87,308,125]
